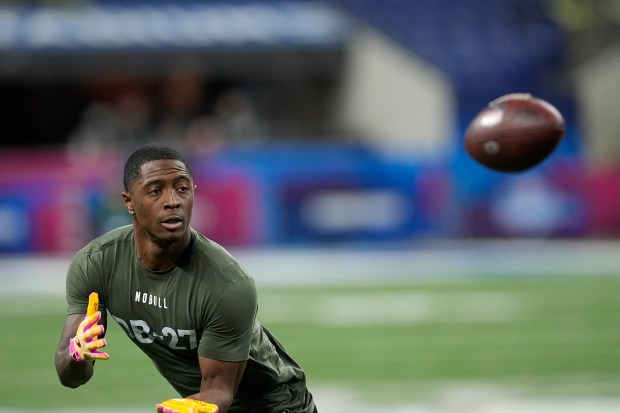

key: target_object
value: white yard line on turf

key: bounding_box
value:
[3,385,620,413]
[2,239,620,296]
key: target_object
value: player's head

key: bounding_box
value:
[123,143,193,192]
[122,143,195,247]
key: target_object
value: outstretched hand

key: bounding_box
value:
[68,292,109,362]
[156,398,219,413]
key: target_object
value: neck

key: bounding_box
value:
[133,230,191,272]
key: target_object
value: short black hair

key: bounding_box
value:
[123,143,193,191]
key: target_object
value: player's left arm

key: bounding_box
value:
[157,262,255,413]
[192,356,247,411]
[156,356,246,413]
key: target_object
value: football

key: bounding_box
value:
[464,93,565,172]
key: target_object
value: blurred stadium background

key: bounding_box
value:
[1,0,620,412]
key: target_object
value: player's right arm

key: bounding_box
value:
[55,314,96,387]
[55,294,108,388]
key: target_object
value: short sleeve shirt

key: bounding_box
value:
[65,226,314,413]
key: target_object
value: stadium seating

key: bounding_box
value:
[330,0,567,97]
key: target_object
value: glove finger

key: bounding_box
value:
[82,311,102,331]
[86,337,107,350]
[155,404,175,413]
[88,350,109,360]
[87,292,99,317]
[83,324,105,341]
[83,351,109,361]
[196,401,219,413]
[157,399,189,413]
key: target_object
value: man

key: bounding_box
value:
[55,143,317,413]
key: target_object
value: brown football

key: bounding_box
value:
[464,93,565,172]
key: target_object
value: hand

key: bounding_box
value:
[68,292,109,362]
[156,399,219,413]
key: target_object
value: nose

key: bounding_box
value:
[163,189,181,209]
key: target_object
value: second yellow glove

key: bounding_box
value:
[156,398,219,413]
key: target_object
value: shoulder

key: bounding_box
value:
[189,229,241,268]
[66,226,134,305]
[188,229,255,286]
[73,225,133,260]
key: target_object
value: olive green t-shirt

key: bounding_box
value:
[65,225,314,413]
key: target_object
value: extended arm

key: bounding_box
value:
[190,356,246,411]
[157,356,246,413]
[55,293,108,388]
[55,314,95,387]
[158,262,255,413]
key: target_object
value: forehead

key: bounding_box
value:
[138,159,191,184]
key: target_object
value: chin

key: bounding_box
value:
[159,228,189,245]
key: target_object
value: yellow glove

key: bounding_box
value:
[156,398,219,413]
[69,292,109,361]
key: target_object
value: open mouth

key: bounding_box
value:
[160,216,184,230]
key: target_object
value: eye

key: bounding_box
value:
[148,187,161,196]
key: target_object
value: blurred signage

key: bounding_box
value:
[0,3,348,52]
[299,189,410,234]
[489,174,580,237]
[456,161,588,238]
[0,198,30,252]
[0,147,608,253]
[191,173,263,246]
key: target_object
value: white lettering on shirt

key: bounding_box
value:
[110,314,198,350]
[134,291,168,309]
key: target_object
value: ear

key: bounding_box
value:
[122,191,134,215]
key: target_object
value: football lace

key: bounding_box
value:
[489,93,532,107]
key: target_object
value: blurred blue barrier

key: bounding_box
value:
[192,143,453,244]
[0,143,608,253]
[0,196,31,252]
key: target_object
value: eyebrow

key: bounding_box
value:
[142,175,191,187]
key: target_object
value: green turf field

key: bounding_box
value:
[1,275,620,409]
